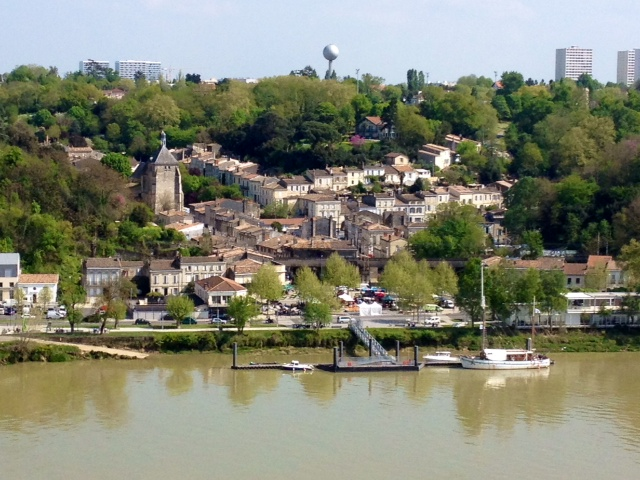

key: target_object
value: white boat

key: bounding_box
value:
[460,348,551,370]
[423,351,460,365]
[281,360,314,371]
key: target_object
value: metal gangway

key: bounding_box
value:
[349,319,395,362]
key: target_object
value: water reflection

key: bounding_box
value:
[453,366,566,436]
[0,361,129,432]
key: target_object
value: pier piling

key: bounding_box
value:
[233,342,238,369]
[414,346,419,366]
[396,340,400,362]
[369,338,373,357]
[333,347,338,369]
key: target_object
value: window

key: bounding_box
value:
[0,282,3,288]
[163,275,168,284]
[153,275,158,285]
[9,282,14,287]
[174,275,178,284]
[576,278,581,285]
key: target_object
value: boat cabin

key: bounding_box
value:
[480,349,533,362]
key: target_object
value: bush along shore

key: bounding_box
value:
[28,326,640,356]
[0,341,115,365]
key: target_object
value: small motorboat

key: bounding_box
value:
[281,360,314,371]
[423,351,460,365]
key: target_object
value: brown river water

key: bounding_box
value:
[0,352,638,480]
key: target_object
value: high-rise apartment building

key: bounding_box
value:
[555,46,593,81]
[115,60,162,81]
[79,60,110,76]
[617,50,639,87]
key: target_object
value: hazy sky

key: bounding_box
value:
[1,0,638,84]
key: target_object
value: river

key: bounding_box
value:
[0,352,638,479]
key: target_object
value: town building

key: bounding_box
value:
[134,132,183,214]
[418,144,452,170]
[617,49,639,87]
[79,60,110,76]
[555,46,593,81]
[0,253,20,303]
[356,116,395,140]
[115,60,162,81]
[83,258,144,305]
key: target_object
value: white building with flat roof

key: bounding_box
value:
[617,50,638,87]
[115,60,162,81]
[80,60,110,76]
[556,46,593,81]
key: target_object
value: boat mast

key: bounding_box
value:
[531,296,536,350]
[480,261,486,350]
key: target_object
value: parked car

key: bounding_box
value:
[181,317,198,325]
[46,308,61,319]
[57,306,67,318]
[4,307,16,315]
[134,318,150,325]
[423,316,441,327]
[439,299,455,309]
[210,318,227,324]
[336,316,352,324]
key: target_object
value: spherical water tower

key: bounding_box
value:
[323,44,339,79]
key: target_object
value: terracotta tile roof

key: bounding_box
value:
[19,274,59,284]
[564,263,587,275]
[231,258,263,275]
[120,260,144,268]
[195,275,246,292]
[587,255,614,269]
[299,194,337,202]
[365,116,384,126]
[393,165,415,173]
[507,258,564,270]
[362,223,393,231]
[384,152,404,158]
[289,237,355,250]
[258,235,298,250]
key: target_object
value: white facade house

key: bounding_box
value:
[418,144,452,170]
[194,276,247,308]
[115,60,162,81]
[18,274,59,306]
[555,46,593,81]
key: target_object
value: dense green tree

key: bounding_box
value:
[409,204,486,259]
[101,152,132,177]
[248,264,283,320]
[227,295,260,334]
[167,295,195,328]
[323,252,360,289]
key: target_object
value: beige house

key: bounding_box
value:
[226,259,286,285]
[447,185,474,205]
[0,253,20,303]
[376,234,408,258]
[343,167,365,187]
[384,152,410,166]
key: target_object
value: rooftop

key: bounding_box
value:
[19,274,59,284]
[195,275,246,292]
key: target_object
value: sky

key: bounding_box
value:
[1,0,639,85]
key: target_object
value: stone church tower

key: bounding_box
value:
[135,131,184,214]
